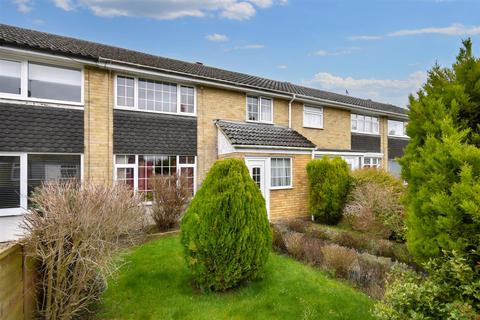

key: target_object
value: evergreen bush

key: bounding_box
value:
[306,156,352,224]
[181,158,272,291]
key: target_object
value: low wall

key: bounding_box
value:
[0,243,36,320]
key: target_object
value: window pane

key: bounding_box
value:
[28,63,81,102]
[27,155,81,197]
[247,96,259,121]
[117,76,134,107]
[304,108,323,128]
[271,158,291,187]
[388,120,405,136]
[260,98,272,122]
[0,156,20,209]
[180,86,194,113]
[138,79,177,113]
[0,59,21,95]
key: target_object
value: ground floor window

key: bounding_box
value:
[0,153,82,215]
[362,157,381,168]
[114,154,196,201]
[271,157,292,188]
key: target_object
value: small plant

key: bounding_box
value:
[181,158,272,291]
[151,174,190,231]
[374,251,480,319]
[307,156,352,225]
[321,244,358,278]
[344,181,405,241]
[22,181,145,320]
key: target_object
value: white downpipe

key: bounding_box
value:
[288,94,296,128]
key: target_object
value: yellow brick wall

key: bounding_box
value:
[291,102,351,149]
[83,67,114,182]
[197,86,290,184]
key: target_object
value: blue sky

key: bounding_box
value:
[1,0,479,107]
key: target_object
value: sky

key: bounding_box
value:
[1,0,479,107]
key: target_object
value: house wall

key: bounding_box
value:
[291,102,351,150]
[380,116,389,170]
[218,152,311,220]
[83,67,114,182]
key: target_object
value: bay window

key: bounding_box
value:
[0,58,82,104]
[303,105,323,128]
[115,75,195,115]
[388,120,407,137]
[271,157,292,188]
[114,154,196,201]
[247,96,272,123]
[351,114,379,134]
[363,157,381,168]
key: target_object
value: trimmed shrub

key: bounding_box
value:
[181,158,272,291]
[22,181,145,319]
[151,174,190,231]
[307,156,352,225]
[351,168,404,193]
[374,251,480,319]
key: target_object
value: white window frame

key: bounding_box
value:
[388,119,408,137]
[270,157,293,190]
[362,156,382,168]
[114,74,197,116]
[0,57,84,106]
[351,113,379,135]
[303,105,324,129]
[113,154,197,201]
[246,95,273,124]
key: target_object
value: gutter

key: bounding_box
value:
[288,94,296,128]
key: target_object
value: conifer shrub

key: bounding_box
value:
[306,156,352,225]
[181,158,272,291]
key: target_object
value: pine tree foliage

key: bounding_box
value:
[400,39,480,264]
[181,158,272,291]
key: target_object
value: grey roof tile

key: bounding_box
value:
[0,103,84,153]
[216,120,315,149]
[0,24,407,116]
[113,110,197,155]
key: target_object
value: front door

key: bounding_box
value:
[245,158,269,217]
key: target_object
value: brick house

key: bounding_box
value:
[0,24,409,241]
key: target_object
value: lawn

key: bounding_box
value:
[97,235,375,320]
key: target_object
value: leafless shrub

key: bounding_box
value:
[344,182,405,240]
[322,244,359,278]
[301,236,325,266]
[271,223,288,253]
[21,181,146,320]
[151,174,191,231]
[285,218,309,233]
[355,253,393,298]
[284,231,305,260]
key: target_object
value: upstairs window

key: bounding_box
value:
[388,119,407,137]
[28,63,82,103]
[115,75,195,115]
[351,114,379,134]
[0,59,21,95]
[0,58,82,104]
[303,105,323,128]
[247,96,272,123]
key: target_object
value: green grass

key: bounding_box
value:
[98,235,375,320]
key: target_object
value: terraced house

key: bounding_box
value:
[0,24,409,241]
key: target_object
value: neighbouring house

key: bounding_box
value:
[0,24,409,241]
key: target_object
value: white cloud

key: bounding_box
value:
[242,44,264,49]
[221,2,256,20]
[248,0,272,8]
[388,23,480,36]
[53,0,74,11]
[49,0,276,20]
[311,47,360,56]
[206,33,229,42]
[13,0,33,13]
[351,23,480,40]
[277,64,288,69]
[349,35,382,41]
[306,71,428,107]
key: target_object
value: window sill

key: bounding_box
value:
[270,186,293,191]
[388,135,409,139]
[351,131,380,136]
[0,208,26,217]
[246,120,273,125]
[114,106,196,117]
[303,125,324,130]
[0,97,84,109]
